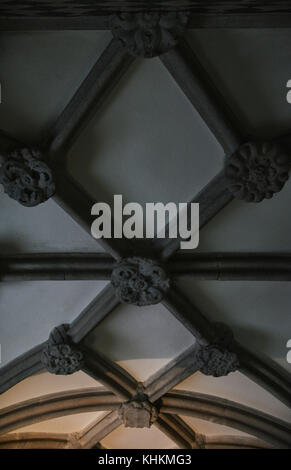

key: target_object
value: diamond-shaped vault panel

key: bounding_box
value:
[68,57,223,207]
[85,302,195,381]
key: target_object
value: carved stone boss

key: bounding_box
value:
[111,257,170,306]
[42,324,83,375]
[0,148,55,207]
[196,323,240,377]
[118,384,159,428]
[225,141,290,203]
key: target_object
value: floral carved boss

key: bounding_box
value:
[0,148,55,207]
[196,323,240,378]
[42,324,83,375]
[225,141,290,203]
[111,257,170,306]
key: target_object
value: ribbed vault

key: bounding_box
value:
[0,1,291,449]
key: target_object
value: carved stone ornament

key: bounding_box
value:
[0,148,55,207]
[196,323,240,378]
[111,11,189,58]
[41,324,83,375]
[111,257,170,306]
[119,396,159,428]
[225,141,290,203]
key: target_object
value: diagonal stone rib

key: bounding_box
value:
[156,171,233,260]
[162,284,291,408]
[160,38,244,154]
[75,410,122,449]
[144,344,199,402]
[81,346,138,400]
[69,284,120,343]
[42,38,135,160]
[155,413,197,449]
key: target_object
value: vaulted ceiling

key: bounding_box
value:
[0,3,291,450]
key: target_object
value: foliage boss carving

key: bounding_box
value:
[111,257,170,306]
[225,141,290,203]
[0,148,55,207]
[197,323,240,377]
[42,324,83,375]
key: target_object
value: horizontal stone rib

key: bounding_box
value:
[2,252,290,281]
[0,253,115,281]
[167,253,291,280]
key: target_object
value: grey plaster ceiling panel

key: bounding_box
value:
[68,58,223,206]
[85,303,195,379]
[197,180,291,251]
[0,196,104,253]
[0,31,111,143]
[0,280,108,366]
[179,279,291,370]
[187,29,291,137]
